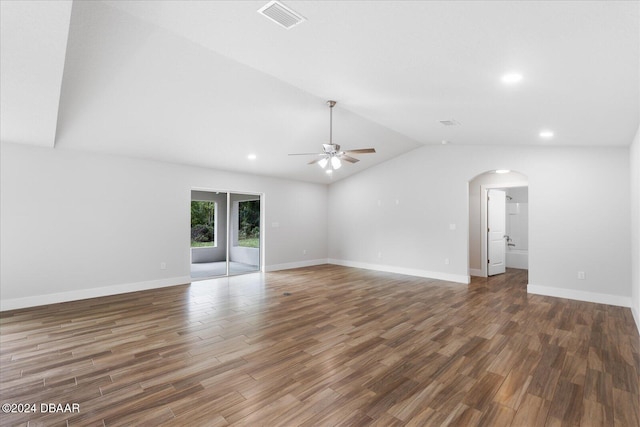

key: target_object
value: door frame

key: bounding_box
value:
[190,187,265,279]
[478,182,527,277]
[228,191,263,276]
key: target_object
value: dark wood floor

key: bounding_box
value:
[1,266,638,426]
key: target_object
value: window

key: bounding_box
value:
[237,200,259,248]
[191,201,216,247]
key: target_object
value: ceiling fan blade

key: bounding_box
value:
[288,153,325,156]
[343,148,376,154]
[307,157,327,165]
[338,154,359,163]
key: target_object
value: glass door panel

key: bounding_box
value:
[190,190,228,280]
[228,193,261,276]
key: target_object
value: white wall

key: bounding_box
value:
[507,187,528,203]
[2,141,635,314]
[506,187,528,251]
[328,144,632,307]
[0,143,328,310]
[630,125,640,332]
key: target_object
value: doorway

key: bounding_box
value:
[468,171,528,278]
[190,190,262,280]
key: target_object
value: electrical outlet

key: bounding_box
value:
[378,251,382,259]
[302,249,307,255]
[577,271,585,280]
[445,258,450,265]
[160,262,167,270]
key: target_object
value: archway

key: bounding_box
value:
[468,170,528,277]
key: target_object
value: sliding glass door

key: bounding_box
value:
[190,190,261,280]
[228,193,260,275]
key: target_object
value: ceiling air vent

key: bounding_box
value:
[258,1,306,29]
[440,120,460,126]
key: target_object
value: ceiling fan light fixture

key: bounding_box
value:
[318,157,329,168]
[502,72,523,84]
[331,156,342,169]
[539,130,554,139]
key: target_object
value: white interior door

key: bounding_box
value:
[487,189,506,276]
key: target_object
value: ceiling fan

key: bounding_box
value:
[289,100,376,172]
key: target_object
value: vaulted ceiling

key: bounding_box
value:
[1,1,638,183]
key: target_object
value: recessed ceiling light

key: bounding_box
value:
[539,130,554,139]
[502,72,523,84]
[247,154,257,160]
[441,140,450,145]
[495,169,511,174]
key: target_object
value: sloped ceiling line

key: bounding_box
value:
[0,0,73,148]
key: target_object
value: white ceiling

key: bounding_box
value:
[0,0,72,147]
[1,1,638,183]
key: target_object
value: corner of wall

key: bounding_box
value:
[469,268,484,277]
[630,124,640,335]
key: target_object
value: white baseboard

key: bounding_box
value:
[527,284,632,308]
[469,268,484,277]
[632,305,640,336]
[0,276,192,311]
[328,259,469,284]
[265,258,328,272]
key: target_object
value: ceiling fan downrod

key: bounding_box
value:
[327,100,336,145]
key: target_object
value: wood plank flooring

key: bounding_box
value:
[1,265,638,426]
